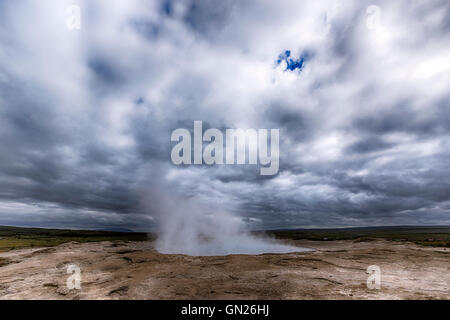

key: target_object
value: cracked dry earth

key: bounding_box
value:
[0,239,448,299]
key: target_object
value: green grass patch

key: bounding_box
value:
[0,226,150,251]
[264,226,450,248]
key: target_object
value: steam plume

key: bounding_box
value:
[142,166,310,256]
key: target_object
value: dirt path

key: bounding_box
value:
[0,239,448,299]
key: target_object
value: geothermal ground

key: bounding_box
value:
[0,237,449,299]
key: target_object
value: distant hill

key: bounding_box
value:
[0,225,150,251]
[100,227,136,233]
[263,225,450,247]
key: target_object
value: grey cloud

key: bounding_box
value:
[183,0,236,36]
[346,136,394,154]
[0,0,449,231]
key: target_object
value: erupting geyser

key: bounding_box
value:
[143,171,311,256]
[156,205,310,256]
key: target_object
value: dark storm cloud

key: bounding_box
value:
[0,0,449,230]
[353,105,450,136]
[88,57,126,85]
[130,18,160,40]
[264,104,314,142]
[183,0,236,36]
[346,136,394,154]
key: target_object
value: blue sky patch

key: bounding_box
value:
[162,0,172,16]
[277,50,307,72]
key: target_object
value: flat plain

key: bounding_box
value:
[0,226,449,299]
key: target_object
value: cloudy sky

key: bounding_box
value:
[0,0,449,231]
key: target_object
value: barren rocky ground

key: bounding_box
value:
[0,239,448,299]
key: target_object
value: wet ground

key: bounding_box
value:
[0,239,448,299]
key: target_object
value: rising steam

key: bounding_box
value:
[142,167,310,256]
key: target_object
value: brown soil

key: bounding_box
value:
[0,239,448,299]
